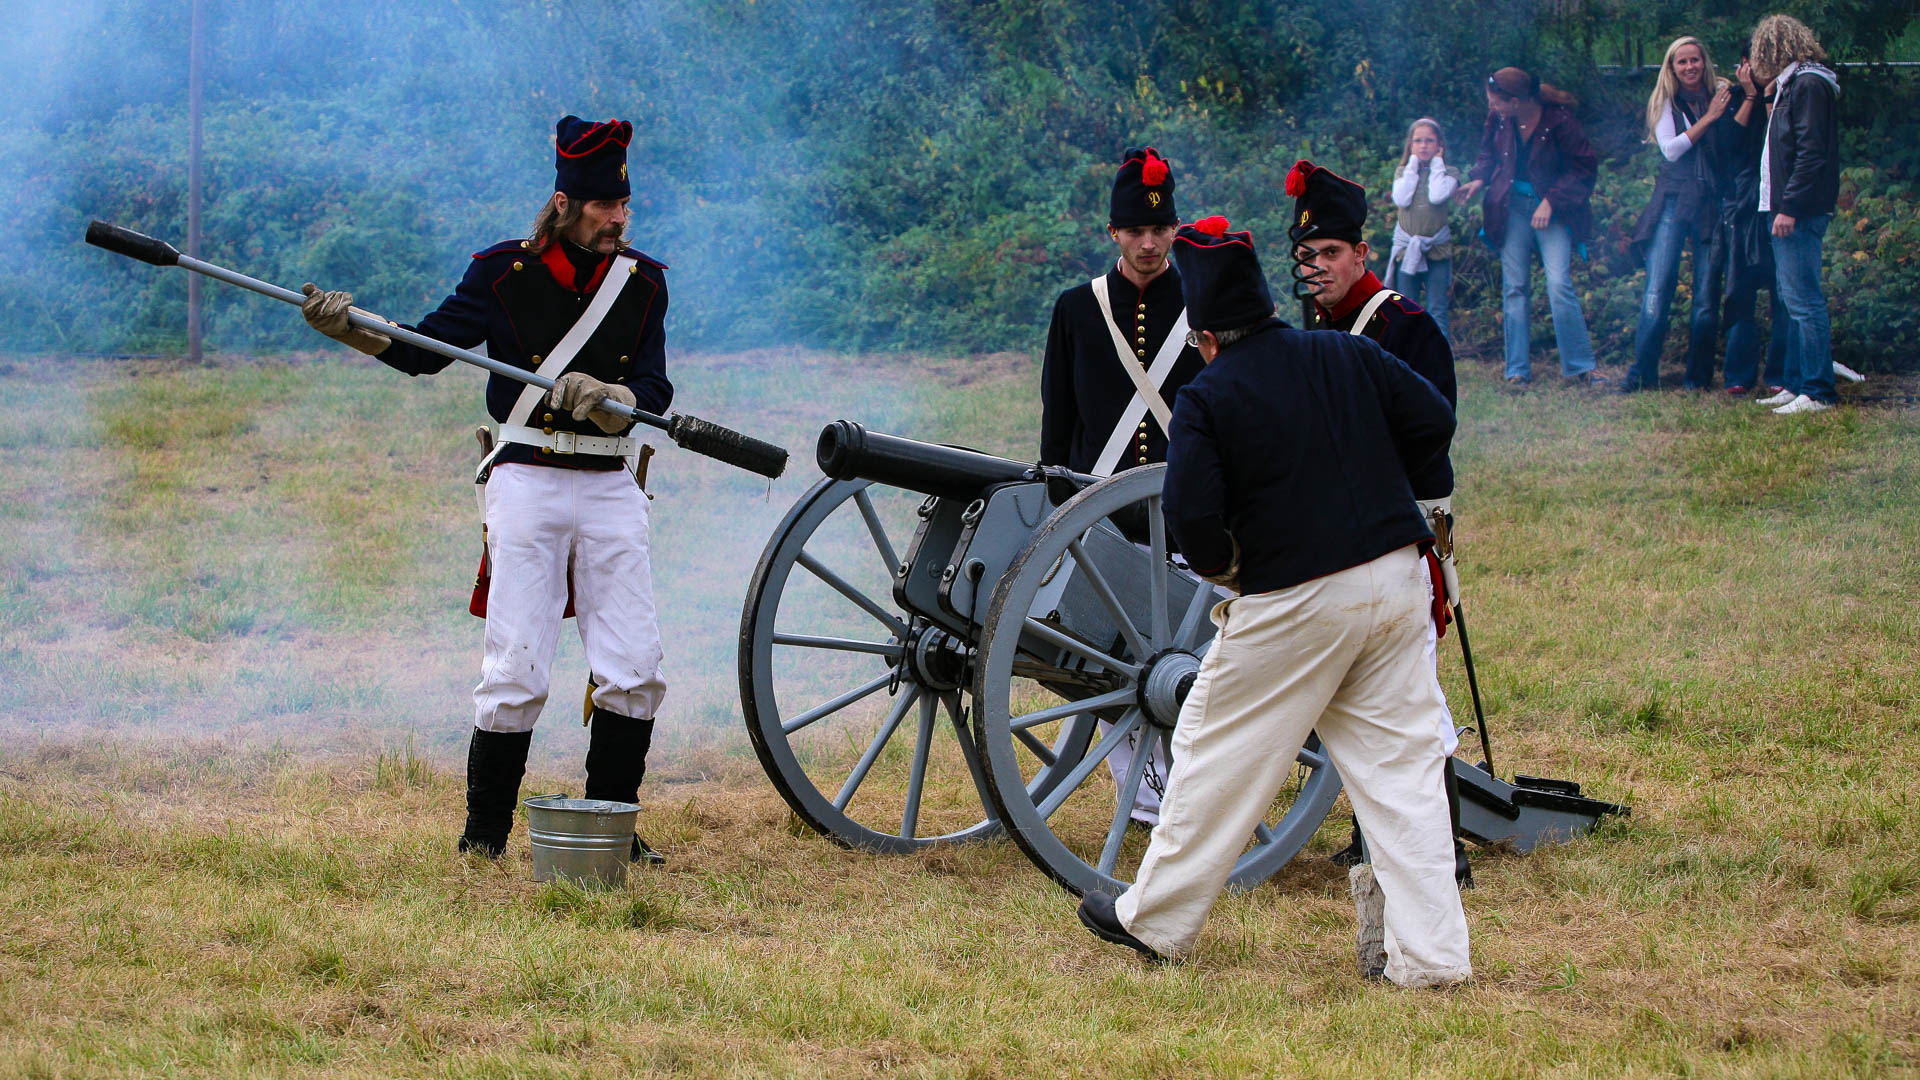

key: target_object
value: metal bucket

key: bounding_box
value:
[523,796,639,887]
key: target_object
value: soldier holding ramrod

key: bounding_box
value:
[299,115,671,864]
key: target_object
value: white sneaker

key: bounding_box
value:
[1832,361,1865,383]
[1757,389,1796,406]
[1773,394,1833,415]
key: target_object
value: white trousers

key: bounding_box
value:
[473,463,666,733]
[1114,545,1471,987]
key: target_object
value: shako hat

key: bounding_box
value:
[1170,216,1275,332]
[1285,159,1367,246]
[554,115,633,201]
[1110,147,1178,228]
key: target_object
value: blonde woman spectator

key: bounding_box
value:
[1623,36,1734,393]
[1386,118,1461,341]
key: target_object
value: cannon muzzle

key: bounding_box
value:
[816,420,1034,500]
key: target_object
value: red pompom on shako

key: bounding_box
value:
[1193,215,1230,237]
[1284,160,1310,198]
[1140,149,1170,187]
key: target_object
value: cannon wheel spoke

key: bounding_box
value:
[900,692,938,838]
[1098,722,1156,875]
[832,685,920,811]
[1146,495,1171,647]
[1175,573,1217,652]
[772,632,903,658]
[852,487,901,579]
[1068,537,1150,660]
[1036,709,1141,821]
[797,551,907,638]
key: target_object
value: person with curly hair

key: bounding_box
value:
[1750,13,1842,415]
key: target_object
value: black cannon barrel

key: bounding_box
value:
[817,420,1035,500]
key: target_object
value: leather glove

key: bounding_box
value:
[547,372,637,434]
[300,283,391,356]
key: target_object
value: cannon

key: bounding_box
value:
[740,421,1625,896]
[739,421,1342,896]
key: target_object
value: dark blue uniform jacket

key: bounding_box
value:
[1311,271,1455,500]
[1040,264,1205,473]
[377,238,673,471]
[1164,318,1455,595]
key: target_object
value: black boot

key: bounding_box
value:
[583,708,665,866]
[1445,759,1474,889]
[458,728,532,858]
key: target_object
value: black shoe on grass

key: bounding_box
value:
[1077,891,1167,963]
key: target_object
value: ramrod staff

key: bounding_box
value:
[84,220,789,479]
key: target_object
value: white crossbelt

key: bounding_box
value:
[1345,288,1398,337]
[476,251,641,482]
[1089,268,1189,478]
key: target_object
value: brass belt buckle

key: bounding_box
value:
[551,431,577,455]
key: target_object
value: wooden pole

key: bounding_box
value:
[187,0,204,362]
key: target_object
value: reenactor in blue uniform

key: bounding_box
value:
[299,116,671,864]
[1288,159,1471,887]
[1075,216,1470,986]
[1040,147,1206,477]
[1039,147,1206,825]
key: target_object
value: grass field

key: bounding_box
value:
[0,346,1916,1078]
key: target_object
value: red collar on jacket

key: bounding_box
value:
[539,243,612,294]
[1317,270,1386,324]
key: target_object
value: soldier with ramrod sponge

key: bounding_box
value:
[301,115,673,864]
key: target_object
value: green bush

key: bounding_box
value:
[3,0,1914,370]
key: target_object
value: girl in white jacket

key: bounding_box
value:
[1387,118,1462,341]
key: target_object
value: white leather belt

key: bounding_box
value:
[496,424,638,457]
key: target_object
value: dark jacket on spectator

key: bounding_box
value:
[1470,104,1599,248]
[1764,64,1840,220]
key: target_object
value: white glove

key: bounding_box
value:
[300,283,391,356]
[547,372,637,434]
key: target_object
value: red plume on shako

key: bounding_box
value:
[1285,161,1310,198]
[1141,150,1170,187]
[1194,215,1230,238]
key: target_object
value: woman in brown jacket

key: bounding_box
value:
[1461,67,1601,384]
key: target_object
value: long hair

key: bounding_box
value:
[1750,14,1825,85]
[1488,66,1578,107]
[528,194,579,255]
[1401,117,1447,168]
[1644,36,1724,141]
[529,193,630,255]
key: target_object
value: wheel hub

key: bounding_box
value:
[1138,650,1201,728]
[906,625,971,691]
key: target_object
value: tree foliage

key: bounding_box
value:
[2,0,1914,366]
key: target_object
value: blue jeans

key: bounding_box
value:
[1628,196,1723,389]
[1721,263,1788,391]
[1501,197,1594,380]
[1771,213,1835,403]
[1385,257,1452,342]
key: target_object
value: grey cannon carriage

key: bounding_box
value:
[739,421,1344,896]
